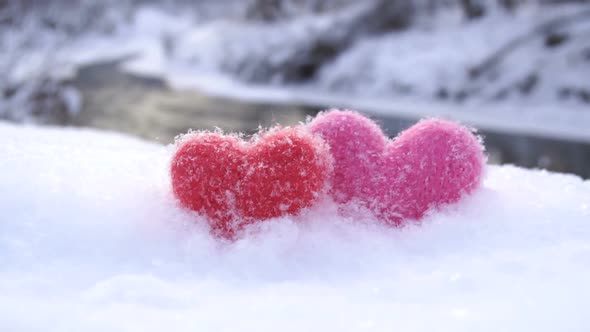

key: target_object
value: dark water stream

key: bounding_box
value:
[69,59,590,179]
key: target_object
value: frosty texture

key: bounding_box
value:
[310,110,486,225]
[170,127,331,238]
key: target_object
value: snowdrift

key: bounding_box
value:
[1,122,589,331]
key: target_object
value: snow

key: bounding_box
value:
[315,4,590,103]
[112,3,590,107]
[1,121,590,331]
[117,4,590,143]
[7,2,588,106]
[2,3,589,136]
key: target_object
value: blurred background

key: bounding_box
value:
[0,0,589,177]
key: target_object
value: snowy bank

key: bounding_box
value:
[3,3,590,126]
[1,122,590,331]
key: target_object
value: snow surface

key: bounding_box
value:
[118,3,590,106]
[1,122,590,331]
[2,3,589,139]
[117,4,590,143]
[5,3,590,105]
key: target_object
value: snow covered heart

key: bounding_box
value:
[310,111,486,225]
[170,110,486,239]
[170,127,332,238]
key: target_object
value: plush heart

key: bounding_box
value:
[170,127,331,238]
[309,110,485,225]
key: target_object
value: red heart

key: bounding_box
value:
[170,127,331,238]
[309,110,485,225]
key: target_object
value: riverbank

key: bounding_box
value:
[65,58,590,178]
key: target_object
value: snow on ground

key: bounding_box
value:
[1,122,590,331]
[3,3,589,136]
[314,4,590,102]
[5,3,590,105]
[119,3,590,105]
[117,4,590,142]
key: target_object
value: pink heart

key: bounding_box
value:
[309,110,485,225]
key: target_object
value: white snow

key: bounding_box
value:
[7,2,588,106]
[1,122,590,331]
[2,3,589,139]
[117,4,590,143]
[112,3,590,108]
[315,4,590,102]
